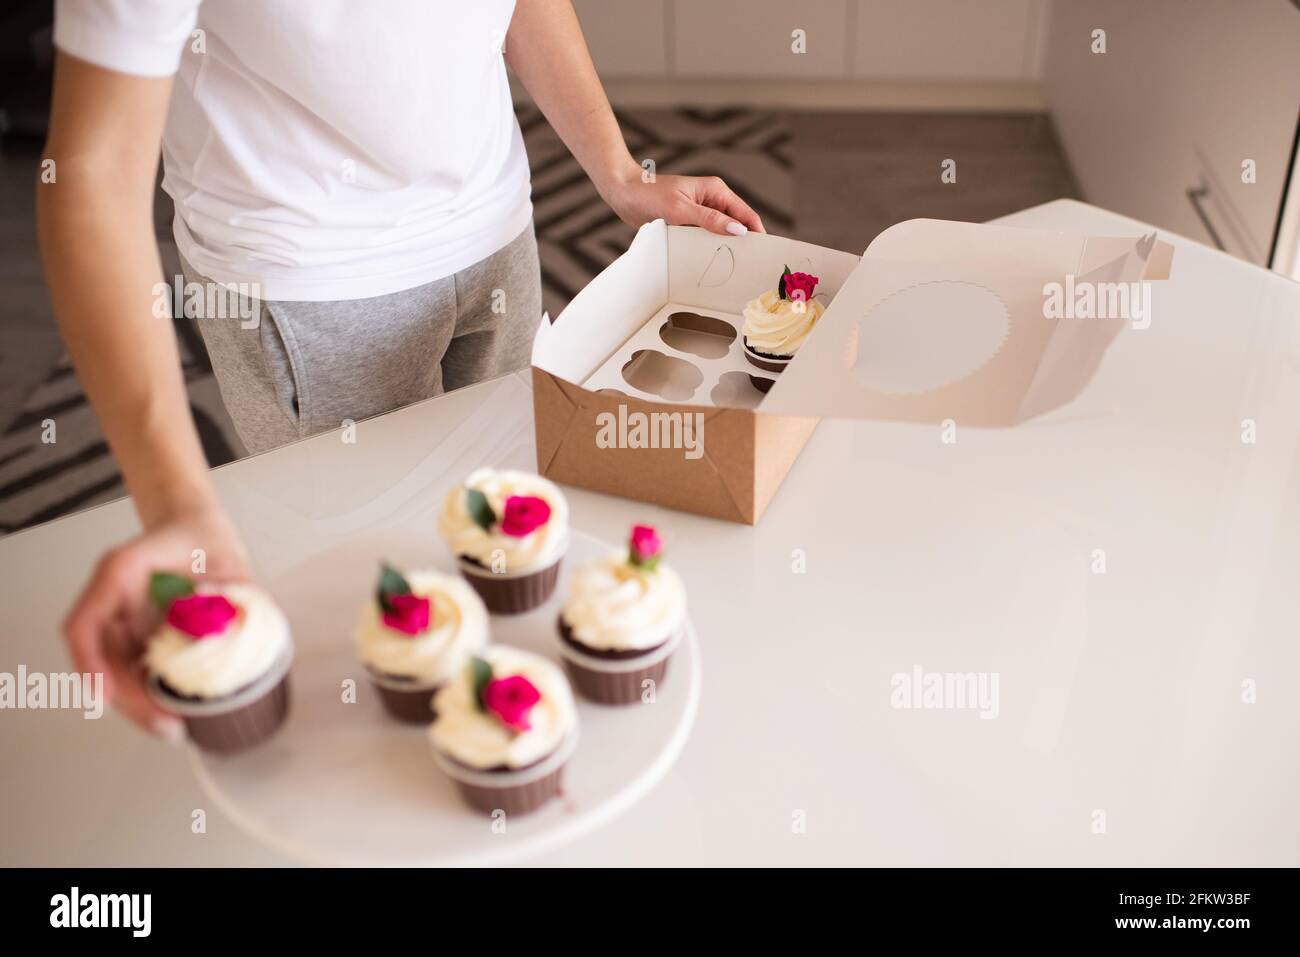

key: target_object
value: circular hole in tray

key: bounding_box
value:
[621,349,703,402]
[710,370,768,409]
[659,312,737,360]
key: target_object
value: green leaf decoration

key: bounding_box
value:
[777,265,792,300]
[376,562,412,614]
[630,553,661,572]
[466,487,496,532]
[149,572,194,610]
[470,657,493,712]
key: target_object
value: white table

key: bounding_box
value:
[3,199,1298,866]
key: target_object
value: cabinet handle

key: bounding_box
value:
[1186,184,1227,251]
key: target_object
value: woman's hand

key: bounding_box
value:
[63,506,250,741]
[503,3,765,237]
[598,159,767,237]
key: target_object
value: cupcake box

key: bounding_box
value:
[532,215,1174,524]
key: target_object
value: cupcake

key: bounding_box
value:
[143,572,293,753]
[428,646,578,816]
[556,524,686,705]
[438,468,569,614]
[354,564,488,723]
[741,266,825,387]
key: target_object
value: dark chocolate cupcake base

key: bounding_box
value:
[457,553,562,614]
[557,616,680,706]
[742,336,793,375]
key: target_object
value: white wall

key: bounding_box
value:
[1042,0,1300,267]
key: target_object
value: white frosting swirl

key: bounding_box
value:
[742,289,826,356]
[428,646,576,771]
[145,583,291,699]
[354,571,488,685]
[561,551,687,652]
[438,469,569,573]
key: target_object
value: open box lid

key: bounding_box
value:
[760,218,1175,425]
[534,217,1174,426]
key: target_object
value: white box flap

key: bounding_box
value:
[760,218,1173,425]
[532,219,670,384]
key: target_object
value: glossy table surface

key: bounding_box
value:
[2,199,1298,866]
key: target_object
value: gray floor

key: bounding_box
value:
[0,109,1077,534]
[792,112,1079,253]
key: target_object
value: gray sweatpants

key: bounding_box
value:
[185,221,542,454]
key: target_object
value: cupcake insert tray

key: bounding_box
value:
[188,527,700,866]
[581,302,778,410]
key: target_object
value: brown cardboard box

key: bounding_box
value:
[532,219,1172,524]
[534,370,819,524]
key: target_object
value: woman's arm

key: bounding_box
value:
[505,0,765,236]
[38,52,248,739]
[39,53,216,529]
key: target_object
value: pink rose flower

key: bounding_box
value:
[382,593,431,635]
[500,495,551,537]
[483,675,541,731]
[784,271,819,303]
[167,593,238,639]
[630,524,662,564]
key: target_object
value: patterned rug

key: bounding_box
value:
[0,107,793,535]
[524,106,792,318]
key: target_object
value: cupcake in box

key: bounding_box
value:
[428,646,578,816]
[741,266,825,386]
[556,524,686,705]
[143,573,293,753]
[354,564,488,723]
[438,468,569,614]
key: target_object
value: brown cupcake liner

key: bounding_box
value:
[451,763,566,816]
[556,617,680,706]
[433,732,577,817]
[370,675,440,723]
[183,673,291,753]
[742,336,793,374]
[563,655,671,706]
[458,554,562,614]
[148,647,293,754]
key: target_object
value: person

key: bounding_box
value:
[37,0,765,741]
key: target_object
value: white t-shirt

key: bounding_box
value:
[54,0,533,301]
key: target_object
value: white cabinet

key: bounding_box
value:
[571,0,1048,82]
[1043,0,1300,267]
[853,0,1044,80]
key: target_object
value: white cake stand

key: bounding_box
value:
[189,528,700,866]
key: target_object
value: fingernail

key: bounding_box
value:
[726,222,748,236]
[153,717,187,746]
